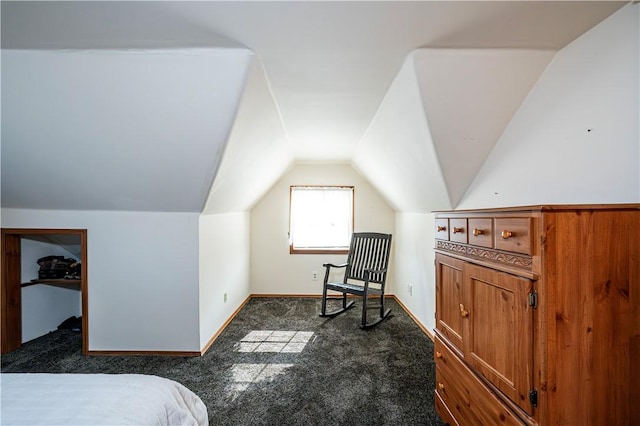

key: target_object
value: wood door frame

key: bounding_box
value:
[1,228,88,355]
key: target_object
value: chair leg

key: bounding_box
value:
[319,289,355,318]
[361,293,368,329]
[321,284,328,316]
[361,293,392,329]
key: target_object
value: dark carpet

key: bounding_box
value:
[1,297,445,426]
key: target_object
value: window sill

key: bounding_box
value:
[290,246,348,255]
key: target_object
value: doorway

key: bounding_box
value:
[1,228,88,355]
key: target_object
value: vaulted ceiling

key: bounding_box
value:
[1,1,626,213]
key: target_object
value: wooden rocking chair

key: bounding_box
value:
[319,232,392,329]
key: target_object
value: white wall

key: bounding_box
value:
[1,208,201,352]
[250,163,395,295]
[394,213,437,332]
[458,4,639,208]
[21,238,81,343]
[199,212,250,349]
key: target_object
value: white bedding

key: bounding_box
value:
[0,373,208,426]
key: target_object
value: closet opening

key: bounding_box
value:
[1,228,88,355]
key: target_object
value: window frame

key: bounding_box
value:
[288,185,354,255]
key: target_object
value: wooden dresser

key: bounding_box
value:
[433,204,639,426]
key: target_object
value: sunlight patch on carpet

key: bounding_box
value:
[236,330,314,353]
[227,363,295,400]
[227,330,314,400]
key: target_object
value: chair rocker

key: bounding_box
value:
[319,232,392,329]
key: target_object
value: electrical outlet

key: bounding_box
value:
[408,284,413,296]
[312,271,318,281]
[224,292,228,303]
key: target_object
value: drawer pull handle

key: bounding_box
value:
[437,382,445,391]
[459,304,469,318]
[453,227,463,234]
[472,228,483,236]
[437,226,447,232]
[435,351,443,359]
[501,230,513,239]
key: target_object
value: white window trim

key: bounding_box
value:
[289,185,354,254]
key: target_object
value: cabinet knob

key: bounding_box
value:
[459,303,469,318]
[437,382,445,391]
[437,226,447,232]
[435,351,443,359]
[453,227,464,234]
[501,230,513,239]
[472,228,483,236]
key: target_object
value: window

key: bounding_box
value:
[289,186,354,254]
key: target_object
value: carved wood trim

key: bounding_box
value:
[436,241,533,270]
[437,241,467,254]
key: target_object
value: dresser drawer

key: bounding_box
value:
[435,337,524,426]
[449,218,468,244]
[435,391,460,426]
[494,218,532,255]
[435,218,450,240]
[468,218,493,248]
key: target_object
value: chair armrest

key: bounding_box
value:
[362,268,388,289]
[322,263,348,269]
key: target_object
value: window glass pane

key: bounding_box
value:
[290,186,353,250]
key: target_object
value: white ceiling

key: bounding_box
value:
[1,1,626,213]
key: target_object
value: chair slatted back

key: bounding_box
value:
[344,232,392,285]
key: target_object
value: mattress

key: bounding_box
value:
[0,373,208,425]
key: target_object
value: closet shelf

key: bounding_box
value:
[22,279,81,290]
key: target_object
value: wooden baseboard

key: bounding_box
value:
[200,295,252,355]
[87,350,201,357]
[392,295,434,341]
[87,296,253,357]
[250,293,322,298]
[250,293,395,299]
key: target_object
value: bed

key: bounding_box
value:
[0,373,208,425]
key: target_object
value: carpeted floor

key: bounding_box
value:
[1,297,446,426]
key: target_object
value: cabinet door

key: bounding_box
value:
[435,254,465,354]
[463,262,534,415]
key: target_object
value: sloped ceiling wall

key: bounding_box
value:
[457,4,640,208]
[413,48,556,208]
[202,57,293,214]
[0,1,626,214]
[353,48,558,212]
[1,48,252,212]
[353,55,451,212]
